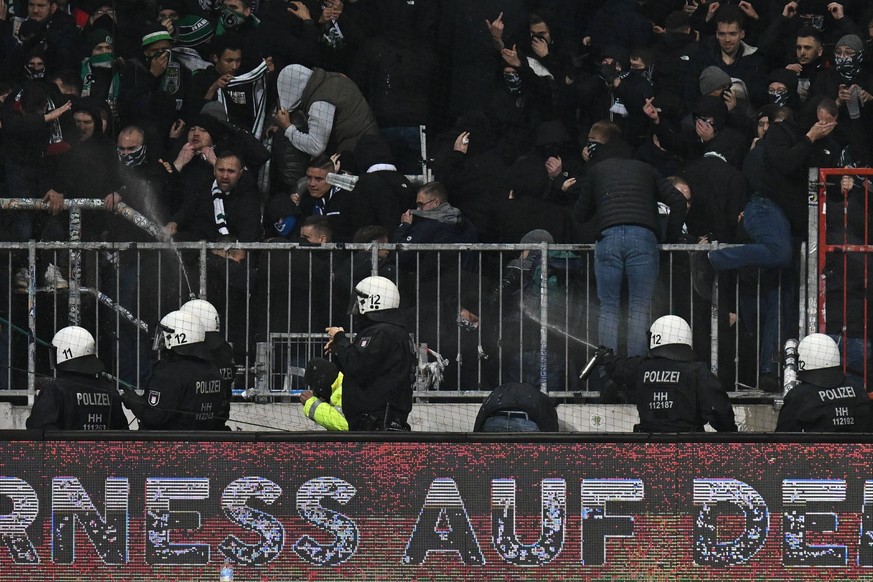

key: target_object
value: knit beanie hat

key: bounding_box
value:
[186,113,222,141]
[142,23,173,47]
[699,66,732,96]
[836,34,863,55]
[84,28,113,55]
[176,15,214,47]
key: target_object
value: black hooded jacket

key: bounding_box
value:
[343,134,415,240]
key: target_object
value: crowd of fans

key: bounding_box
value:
[1,0,872,392]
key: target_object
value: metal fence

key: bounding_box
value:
[0,196,813,401]
[813,168,873,388]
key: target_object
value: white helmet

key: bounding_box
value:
[180,299,220,332]
[649,315,695,361]
[798,333,840,371]
[354,276,400,315]
[51,326,104,374]
[158,310,207,357]
[797,333,843,386]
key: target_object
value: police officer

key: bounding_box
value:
[300,357,347,431]
[26,326,128,430]
[604,315,737,432]
[180,299,234,430]
[776,333,872,432]
[134,310,224,430]
[473,382,559,432]
[325,276,415,431]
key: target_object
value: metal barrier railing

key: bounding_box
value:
[814,168,873,387]
[0,198,811,401]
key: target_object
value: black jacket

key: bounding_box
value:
[331,314,415,430]
[760,117,833,236]
[175,172,262,242]
[776,379,872,433]
[609,356,738,432]
[26,372,128,430]
[683,153,748,242]
[135,350,224,430]
[573,144,687,241]
[208,333,235,430]
[343,134,415,241]
[473,382,559,432]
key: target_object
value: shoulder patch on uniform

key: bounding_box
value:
[148,390,161,407]
[358,336,372,349]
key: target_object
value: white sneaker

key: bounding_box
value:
[44,264,68,290]
[14,268,29,288]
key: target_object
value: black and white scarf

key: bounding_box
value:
[212,180,230,235]
[217,60,269,139]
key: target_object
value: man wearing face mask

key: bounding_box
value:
[19,0,78,74]
[214,0,261,70]
[812,34,873,127]
[119,25,194,145]
[1,18,45,82]
[766,68,800,110]
[113,125,172,232]
[80,29,120,111]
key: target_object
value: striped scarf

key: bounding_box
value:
[217,60,269,139]
[212,180,230,236]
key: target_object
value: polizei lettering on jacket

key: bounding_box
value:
[643,371,681,383]
[195,380,222,394]
[818,386,856,401]
[76,393,110,406]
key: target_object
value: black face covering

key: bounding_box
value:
[25,64,44,79]
[769,88,789,106]
[118,144,147,166]
[799,14,824,31]
[503,71,522,95]
[586,140,599,158]
[834,55,862,80]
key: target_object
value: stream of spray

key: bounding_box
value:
[123,175,195,299]
[519,304,599,349]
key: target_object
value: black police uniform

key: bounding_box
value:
[26,372,129,430]
[206,332,235,430]
[473,382,560,432]
[331,311,415,431]
[135,349,224,430]
[609,352,737,433]
[776,376,872,432]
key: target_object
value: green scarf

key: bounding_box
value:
[215,6,259,36]
[80,53,120,101]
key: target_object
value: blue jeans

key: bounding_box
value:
[481,415,541,432]
[709,197,792,271]
[595,226,659,357]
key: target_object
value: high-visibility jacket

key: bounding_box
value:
[301,372,348,431]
